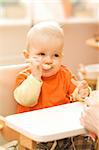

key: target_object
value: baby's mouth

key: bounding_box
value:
[42,64,52,70]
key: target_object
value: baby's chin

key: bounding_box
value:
[42,72,54,78]
[42,65,61,78]
[42,70,58,78]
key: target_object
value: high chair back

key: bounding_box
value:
[78,64,99,90]
[0,63,28,116]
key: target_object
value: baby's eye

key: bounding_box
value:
[54,54,59,57]
[38,53,45,56]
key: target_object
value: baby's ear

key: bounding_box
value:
[22,49,29,59]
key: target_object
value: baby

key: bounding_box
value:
[14,21,96,149]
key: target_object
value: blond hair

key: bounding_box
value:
[26,21,64,50]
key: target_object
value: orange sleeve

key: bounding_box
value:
[62,66,76,96]
[15,68,32,113]
[16,68,31,87]
[68,72,77,95]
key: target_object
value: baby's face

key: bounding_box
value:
[28,39,63,77]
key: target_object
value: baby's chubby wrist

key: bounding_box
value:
[31,72,42,81]
[28,74,43,84]
[31,69,42,81]
[14,74,43,107]
[78,86,91,98]
[72,86,92,102]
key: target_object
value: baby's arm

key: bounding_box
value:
[14,57,43,107]
[71,79,91,102]
[14,74,42,107]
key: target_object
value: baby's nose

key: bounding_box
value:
[44,56,53,64]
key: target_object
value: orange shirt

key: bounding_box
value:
[15,66,76,113]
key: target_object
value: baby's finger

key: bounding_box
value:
[32,56,42,63]
[79,80,88,88]
[25,58,32,63]
[25,58,33,70]
[38,63,43,75]
[71,78,79,86]
[79,88,89,99]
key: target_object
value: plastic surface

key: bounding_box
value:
[5,102,86,142]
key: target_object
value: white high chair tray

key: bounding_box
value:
[5,102,86,142]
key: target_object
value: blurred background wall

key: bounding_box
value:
[0,0,98,74]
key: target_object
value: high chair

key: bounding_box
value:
[4,102,86,150]
[84,35,99,90]
[0,63,28,149]
[0,116,19,149]
[86,34,99,90]
[78,64,99,149]
[78,64,99,90]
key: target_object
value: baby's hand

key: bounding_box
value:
[72,79,90,99]
[27,56,42,81]
[77,80,89,99]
